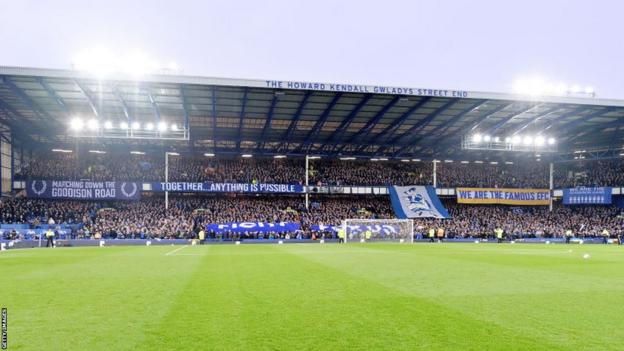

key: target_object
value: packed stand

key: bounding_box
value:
[0,196,392,240]
[15,151,624,188]
[554,159,624,188]
[436,162,550,188]
[2,195,623,240]
[310,159,433,186]
[15,152,305,184]
[413,201,624,238]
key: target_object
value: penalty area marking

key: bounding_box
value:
[164,245,206,256]
[165,245,188,256]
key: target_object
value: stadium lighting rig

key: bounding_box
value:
[463,133,556,152]
[67,117,188,140]
[512,77,596,98]
[71,48,183,77]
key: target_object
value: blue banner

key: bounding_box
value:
[206,222,300,233]
[151,182,304,193]
[563,187,612,205]
[389,185,450,219]
[26,180,140,200]
[311,224,401,236]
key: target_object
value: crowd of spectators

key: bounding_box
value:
[0,196,392,240]
[15,153,305,184]
[554,159,624,188]
[14,151,624,188]
[309,159,432,186]
[414,202,624,238]
[436,162,549,188]
[1,196,622,240]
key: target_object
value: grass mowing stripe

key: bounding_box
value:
[140,245,563,350]
[283,243,624,350]
[2,244,623,350]
[0,246,205,350]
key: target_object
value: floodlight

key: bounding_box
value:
[523,136,533,145]
[70,117,84,131]
[157,121,168,132]
[274,155,287,159]
[204,153,215,157]
[171,123,179,131]
[512,135,521,144]
[104,121,113,129]
[505,137,512,143]
[242,154,253,158]
[87,119,99,131]
[131,121,141,130]
[535,136,545,146]
[120,122,129,129]
[493,137,500,143]
[547,137,556,145]
[145,122,154,131]
[472,134,482,143]
[483,135,491,142]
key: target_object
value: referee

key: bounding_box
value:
[45,228,55,248]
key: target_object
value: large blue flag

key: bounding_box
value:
[389,185,450,219]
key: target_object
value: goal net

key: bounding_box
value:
[342,219,414,243]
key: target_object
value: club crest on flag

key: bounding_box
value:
[389,185,450,219]
[402,187,435,216]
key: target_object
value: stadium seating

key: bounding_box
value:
[17,151,624,188]
[1,196,622,240]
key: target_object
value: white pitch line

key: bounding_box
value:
[165,245,188,256]
[173,253,204,256]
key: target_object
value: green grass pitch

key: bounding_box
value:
[1,243,623,350]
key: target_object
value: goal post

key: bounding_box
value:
[342,219,414,243]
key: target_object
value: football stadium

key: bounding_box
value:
[2,3,624,350]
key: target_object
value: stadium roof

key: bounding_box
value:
[1,65,624,160]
